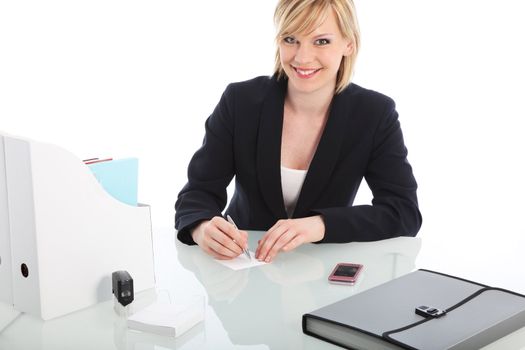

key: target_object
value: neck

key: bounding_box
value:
[285,82,335,118]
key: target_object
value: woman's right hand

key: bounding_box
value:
[191,216,249,260]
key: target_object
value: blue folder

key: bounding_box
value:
[87,158,138,206]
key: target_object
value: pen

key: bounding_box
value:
[83,158,113,165]
[227,215,251,260]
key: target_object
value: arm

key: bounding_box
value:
[313,103,422,243]
[175,85,241,247]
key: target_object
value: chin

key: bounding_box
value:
[289,79,330,95]
[285,70,335,95]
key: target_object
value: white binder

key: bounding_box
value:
[0,134,14,305]
[2,134,155,320]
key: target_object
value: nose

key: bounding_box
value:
[294,43,314,65]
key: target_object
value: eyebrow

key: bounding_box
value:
[313,33,335,37]
[284,32,336,40]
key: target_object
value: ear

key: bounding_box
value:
[343,40,353,57]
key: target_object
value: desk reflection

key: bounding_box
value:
[176,232,421,349]
[0,230,421,350]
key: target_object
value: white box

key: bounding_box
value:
[3,135,155,320]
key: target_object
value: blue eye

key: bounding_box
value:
[283,36,296,44]
[315,38,330,45]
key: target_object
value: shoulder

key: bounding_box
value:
[228,75,276,90]
[340,83,396,115]
[222,75,281,104]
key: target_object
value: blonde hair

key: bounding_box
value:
[273,0,360,94]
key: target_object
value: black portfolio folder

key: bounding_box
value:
[303,269,525,350]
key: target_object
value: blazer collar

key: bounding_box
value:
[294,88,352,217]
[256,76,288,219]
[256,76,353,219]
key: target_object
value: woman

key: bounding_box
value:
[175,0,422,263]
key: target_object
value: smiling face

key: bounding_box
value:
[278,8,353,96]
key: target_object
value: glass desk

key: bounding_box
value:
[1,228,524,350]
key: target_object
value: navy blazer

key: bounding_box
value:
[175,75,422,244]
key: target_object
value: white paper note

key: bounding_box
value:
[215,251,267,270]
[127,295,204,337]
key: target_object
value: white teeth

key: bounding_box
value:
[296,68,317,76]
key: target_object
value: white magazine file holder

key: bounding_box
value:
[0,134,14,306]
[1,133,155,320]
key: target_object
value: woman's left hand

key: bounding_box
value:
[255,215,325,263]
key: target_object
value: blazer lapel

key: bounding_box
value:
[256,77,288,219]
[293,89,353,217]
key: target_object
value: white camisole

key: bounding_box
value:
[280,165,307,217]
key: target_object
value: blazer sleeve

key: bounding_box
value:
[312,101,422,243]
[175,85,236,244]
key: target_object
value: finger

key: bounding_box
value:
[256,219,286,255]
[256,231,275,259]
[239,229,249,242]
[281,234,304,252]
[257,224,289,261]
[255,239,262,257]
[236,230,249,250]
[214,217,248,248]
[266,219,286,236]
[204,246,235,260]
[265,229,298,262]
[205,225,242,257]
[207,235,241,258]
[200,233,235,260]
[207,219,244,255]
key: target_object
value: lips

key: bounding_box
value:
[292,66,322,79]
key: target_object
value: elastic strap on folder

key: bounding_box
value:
[382,286,525,349]
[444,287,490,313]
[382,318,432,350]
[381,287,492,340]
[418,269,489,288]
[446,287,525,312]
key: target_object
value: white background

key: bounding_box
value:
[1,1,524,287]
